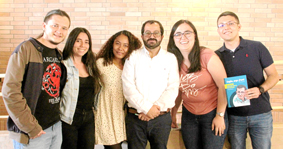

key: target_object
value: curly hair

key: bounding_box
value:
[97,30,142,66]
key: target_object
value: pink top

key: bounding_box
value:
[180,48,217,115]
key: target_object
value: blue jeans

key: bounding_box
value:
[228,111,273,149]
[126,112,172,149]
[181,106,228,149]
[13,121,62,149]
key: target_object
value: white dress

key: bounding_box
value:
[95,58,126,145]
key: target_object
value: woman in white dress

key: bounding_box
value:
[95,30,142,149]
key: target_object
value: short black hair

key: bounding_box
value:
[141,20,164,36]
[217,11,240,24]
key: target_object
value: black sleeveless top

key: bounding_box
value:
[76,76,95,111]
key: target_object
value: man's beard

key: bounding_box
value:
[143,38,161,49]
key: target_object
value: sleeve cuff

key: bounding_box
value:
[142,102,153,115]
[28,124,42,138]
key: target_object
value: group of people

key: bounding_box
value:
[1,8,279,149]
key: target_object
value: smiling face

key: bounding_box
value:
[72,32,90,58]
[113,34,129,60]
[42,14,70,48]
[173,23,195,53]
[217,15,241,42]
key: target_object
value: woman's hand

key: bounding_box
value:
[211,116,225,136]
[171,113,178,128]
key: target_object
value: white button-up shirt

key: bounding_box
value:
[122,47,179,114]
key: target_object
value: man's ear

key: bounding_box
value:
[42,22,46,31]
[237,23,242,31]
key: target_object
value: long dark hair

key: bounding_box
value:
[167,20,202,73]
[63,27,100,94]
[97,30,142,66]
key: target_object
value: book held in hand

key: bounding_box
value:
[224,75,250,108]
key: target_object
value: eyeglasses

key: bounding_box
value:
[237,91,245,94]
[217,21,238,28]
[143,31,161,37]
[173,31,194,39]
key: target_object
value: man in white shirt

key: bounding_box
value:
[122,20,179,149]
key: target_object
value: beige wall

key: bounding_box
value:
[0,0,283,121]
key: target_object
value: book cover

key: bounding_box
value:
[224,75,250,108]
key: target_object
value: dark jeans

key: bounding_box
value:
[61,108,95,149]
[126,112,172,149]
[181,106,228,149]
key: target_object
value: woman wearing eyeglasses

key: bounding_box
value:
[168,20,228,149]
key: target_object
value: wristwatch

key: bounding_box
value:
[258,86,265,94]
[217,112,224,117]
